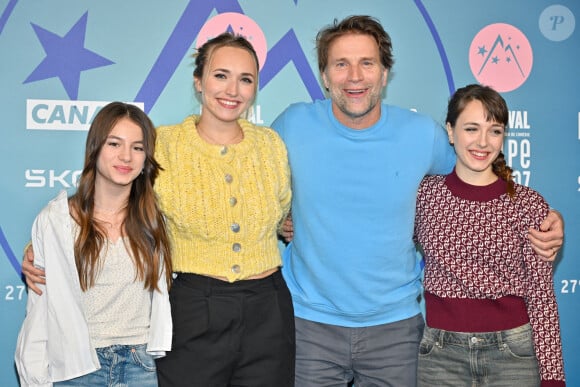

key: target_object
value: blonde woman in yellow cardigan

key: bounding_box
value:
[154,32,294,386]
[22,33,293,387]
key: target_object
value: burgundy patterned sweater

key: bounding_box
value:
[414,171,565,386]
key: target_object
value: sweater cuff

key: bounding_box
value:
[541,379,566,387]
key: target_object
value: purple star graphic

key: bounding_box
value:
[24,12,114,100]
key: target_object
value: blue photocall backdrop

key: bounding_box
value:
[1,1,578,385]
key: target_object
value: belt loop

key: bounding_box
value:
[438,329,445,349]
[497,331,505,351]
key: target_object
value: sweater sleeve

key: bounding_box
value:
[427,121,455,176]
[516,187,565,386]
[15,212,51,387]
[270,129,292,226]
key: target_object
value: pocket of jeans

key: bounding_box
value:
[130,346,157,372]
[502,336,536,359]
[418,337,436,357]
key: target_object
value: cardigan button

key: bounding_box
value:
[232,264,241,273]
[229,197,237,207]
[231,223,240,233]
[225,174,233,183]
[220,146,228,155]
[232,243,241,252]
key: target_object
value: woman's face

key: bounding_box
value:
[194,46,258,126]
[95,117,145,191]
[447,99,505,185]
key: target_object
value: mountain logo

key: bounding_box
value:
[469,23,533,92]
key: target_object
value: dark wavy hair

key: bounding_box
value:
[446,84,515,198]
[70,102,172,291]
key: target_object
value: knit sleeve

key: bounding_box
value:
[154,123,181,216]
[516,186,565,385]
[413,177,429,246]
[270,129,292,223]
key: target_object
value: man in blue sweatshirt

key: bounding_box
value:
[272,15,563,387]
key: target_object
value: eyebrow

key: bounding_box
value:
[461,121,504,127]
[107,135,144,144]
[332,56,377,62]
[212,68,256,78]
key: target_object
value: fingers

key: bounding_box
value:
[528,227,562,262]
[540,209,564,233]
[280,215,294,243]
[22,245,45,296]
[25,276,44,296]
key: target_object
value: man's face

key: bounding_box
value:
[322,33,388,129]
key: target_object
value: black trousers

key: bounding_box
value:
[156,270,295,387]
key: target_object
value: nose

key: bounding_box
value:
[347,64,362,82]
[225,79,239,96]
[477,131,488,147]
[119,145,132,162]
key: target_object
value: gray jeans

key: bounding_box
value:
[295,314,424,387]
[418,323,540,387]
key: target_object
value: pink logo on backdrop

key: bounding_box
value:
[196,13,267,70]
[469,23,533,92]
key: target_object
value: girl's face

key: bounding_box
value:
[194,46,258,127]
[95,117,145,191]
[447,99,505,185]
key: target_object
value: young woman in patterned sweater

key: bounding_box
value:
[414,84,565,386]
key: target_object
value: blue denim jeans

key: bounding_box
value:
[55,344,157,387]
[418,323,540,387]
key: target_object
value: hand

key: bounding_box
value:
[22,245,45,295]
[279,213,294,243]
[528,209,564,262]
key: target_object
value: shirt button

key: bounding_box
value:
[471,337,478,344]
[229,197,237,207]
[225,174,233,183]
[231,264,241,274]
[231,223,240,233]
[220,146,228,155]
[232,243,241,252]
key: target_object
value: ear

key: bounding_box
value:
[445,123,454,145]
[194,77,202,94]
[381,68,388,87]
[321,71,330,91]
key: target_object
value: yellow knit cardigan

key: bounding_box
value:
[155,115,291,282]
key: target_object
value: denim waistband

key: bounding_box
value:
[174,270,284,295]
[423,323,533,348]
[95,343,147,354]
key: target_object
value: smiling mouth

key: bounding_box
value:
[219,99,240,108]
[115,166,133,173]
[470,150,489,159]
[344,88,366,96]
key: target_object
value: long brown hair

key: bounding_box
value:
[70,102,172,291]
[446,84,515,198]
